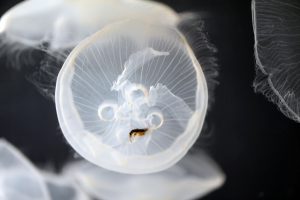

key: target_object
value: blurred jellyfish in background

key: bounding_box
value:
[0,139,50,200]
[0,0,181,98]
[0,139,90,200]
[41,171,89,200]
[0,139,224,200]
[0,0,178,70]
[64,152,225,200]
[0,0,178,50]
[252,0,300,122]
[0,0,217,101]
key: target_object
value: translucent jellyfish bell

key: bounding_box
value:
[252,0,300,122]
[41,171,89,200]
[64,152,225,200]
[55,20,208,174]
[0,0,179,50]
[0,139,50,200]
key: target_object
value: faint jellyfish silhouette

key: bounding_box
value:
[0,139,50,200]
[64,152,225,200]
[252,0,300,122]
[55,20,208,174]
[177,13,219,110]
[0,0,179,69]
[0,0,181,99]
[41,171,89,200]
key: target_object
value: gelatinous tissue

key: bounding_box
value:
[252,0,300,122]
[0,139,89,200]
[64,152,225,200]
[55,21,208,174]
[0,139,224,200]
[0,0,220,176]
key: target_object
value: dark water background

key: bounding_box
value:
[0,0,299,199]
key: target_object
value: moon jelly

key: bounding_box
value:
[0,0,181,96]
[64,152,225,200]
[41,171,89,200]
[55,20,208,174]
[0,139,50,200]
[0,0,178,50]
[252,0,300,122]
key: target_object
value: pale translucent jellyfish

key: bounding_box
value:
[55,20,208,174]
[64,152,225,200]
[0,0,180,96]
[41,172,89,200]
[252,0,300,122]
[0,0,179,50]
[0,139,50,200]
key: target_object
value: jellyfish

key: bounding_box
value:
[0,0,183,99]
[0,139,50,200]
[0,0,179,69]
[55,20,209,174]
[0,0,178,50]
[1,0,218,174]
[64,152,225,200]
[252,0,300,122]
[41,171,89,200]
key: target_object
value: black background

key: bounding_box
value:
[0,0,299,199]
